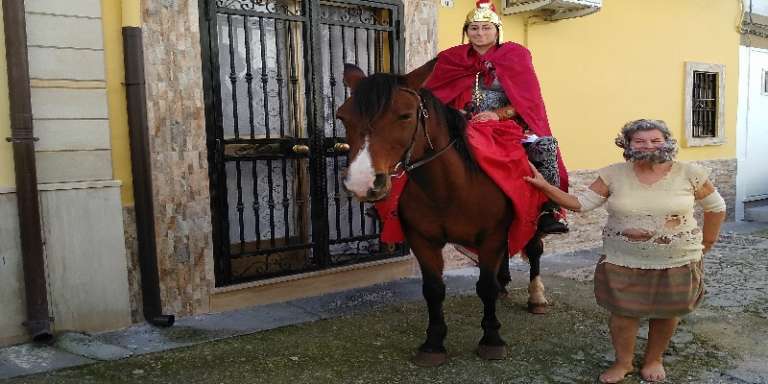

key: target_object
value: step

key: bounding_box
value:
[745,205,768,222]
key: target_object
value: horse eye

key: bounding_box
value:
[398,114,413,121]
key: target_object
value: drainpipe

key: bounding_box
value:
[2,0,53,341]
[122,26,174,327]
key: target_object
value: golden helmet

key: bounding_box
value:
[463,0,503,42]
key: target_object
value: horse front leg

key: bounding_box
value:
[476,243,507,360]
[409,235,448,367]
[525,235,549,315]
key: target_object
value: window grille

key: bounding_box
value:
[684,62,726,147]
[691,71,718,138]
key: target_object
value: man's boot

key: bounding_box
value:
[537,201,568,234]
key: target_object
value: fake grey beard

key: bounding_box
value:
[624,141,678,163]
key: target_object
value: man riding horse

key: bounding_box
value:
[336,0,570,366]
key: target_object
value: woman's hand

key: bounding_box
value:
[524,162,583,212]
[471,111,500,122]
[523,162,550,190]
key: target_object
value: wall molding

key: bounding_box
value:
[0,180,122,194]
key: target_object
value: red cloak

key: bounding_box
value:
[376,43,568,256]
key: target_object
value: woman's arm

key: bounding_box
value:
[523,163,608,212]
[695,181,726,254]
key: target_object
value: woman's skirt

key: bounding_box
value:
[594,257,704,318]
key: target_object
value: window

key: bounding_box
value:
[684,62,726,146]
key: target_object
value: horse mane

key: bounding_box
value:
[351,73,479,172]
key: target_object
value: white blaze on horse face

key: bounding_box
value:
[344,136,376,198]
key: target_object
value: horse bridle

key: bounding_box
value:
[390,87,456,177]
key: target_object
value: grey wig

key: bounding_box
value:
[614,119,678,163]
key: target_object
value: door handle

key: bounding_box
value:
[333,143,350,153]
[292,144,310,154]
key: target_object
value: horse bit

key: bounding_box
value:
[390,87,456,177]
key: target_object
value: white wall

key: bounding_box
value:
[40,183,131,332]
[0,194,27,346]
[744,0,768,16]
[26,1,113,183]
[0,0,132,346]
[0,184,132,346]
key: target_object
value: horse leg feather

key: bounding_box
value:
[524,235,549,314]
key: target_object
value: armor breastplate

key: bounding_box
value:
[476,76,510,112]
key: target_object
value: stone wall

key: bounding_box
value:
[122,206,143,323]
[403,0,438,72]
[142,0,214,316]
[694,158,737,221]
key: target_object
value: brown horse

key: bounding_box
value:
[337,62,548,367]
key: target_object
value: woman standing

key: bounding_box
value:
[524,119,727,383]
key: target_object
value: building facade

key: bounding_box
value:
[0,0,755,346]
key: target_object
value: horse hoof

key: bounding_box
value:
[527,301,549,315]
[413,351,447,367]
[477,345,507,360]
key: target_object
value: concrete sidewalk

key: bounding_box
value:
[1,221,766,382]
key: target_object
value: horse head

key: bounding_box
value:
[337,60,436,202]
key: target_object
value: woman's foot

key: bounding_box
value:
[598,362,634,383]
[640,360,666,382]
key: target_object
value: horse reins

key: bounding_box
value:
[391,87,456,176]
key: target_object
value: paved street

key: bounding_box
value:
[1,222,767,383]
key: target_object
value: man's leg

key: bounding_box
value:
[526,136,568,234]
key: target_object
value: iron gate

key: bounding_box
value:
[200,0,407,286]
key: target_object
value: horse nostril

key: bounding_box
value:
[372,173,387,191]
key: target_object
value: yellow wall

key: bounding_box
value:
[439,0,740,170]
[102,0,141,204]
[0,6,14,188]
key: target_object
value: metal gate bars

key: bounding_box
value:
[200,0,407,286]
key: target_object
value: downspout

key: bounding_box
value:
[2,0,53,341]
[122,24,174,326]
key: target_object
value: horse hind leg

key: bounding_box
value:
[476,244,508,360]
[496,252,511,298]
[409,236,448,367]
[524,235,549,315]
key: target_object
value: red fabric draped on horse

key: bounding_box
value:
[337,61,552,367]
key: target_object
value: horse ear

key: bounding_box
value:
[404,58,437,90]
[343,64,366,91]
